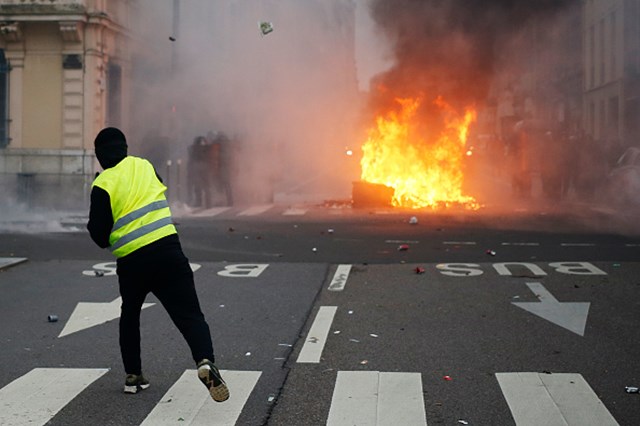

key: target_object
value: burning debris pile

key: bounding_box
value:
[359,96,477,209]
[356,0,572,210]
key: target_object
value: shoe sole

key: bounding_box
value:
[124,383,150,394]
[198,365,230,402]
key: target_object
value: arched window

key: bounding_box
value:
[0,49,9,148]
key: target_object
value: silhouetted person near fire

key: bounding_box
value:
[187,136,214,208]
[207,131,233,206]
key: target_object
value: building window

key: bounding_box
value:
[107,63,122,128]
[610,11,616,79]
[0,50,9,148]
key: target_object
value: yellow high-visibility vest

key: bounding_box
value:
[92,156,176,258]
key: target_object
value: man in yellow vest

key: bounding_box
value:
[87,127,229,402]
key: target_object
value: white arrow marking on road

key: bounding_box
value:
[512,282,590,336]
[58,297,155,338]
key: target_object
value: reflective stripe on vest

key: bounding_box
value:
[109,201,172,253]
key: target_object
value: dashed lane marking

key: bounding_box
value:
[297,306,337,363]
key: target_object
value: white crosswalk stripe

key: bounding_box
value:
[237,204,274,216]
[0,368,109,426]
[496,372,619,426]
[327,371,427,426]
[282,207,308,215]
[140,370,261,426]
[0,368,622,425]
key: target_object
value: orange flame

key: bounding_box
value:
[360,96,478,209]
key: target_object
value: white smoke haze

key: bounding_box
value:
[130,0,362,205]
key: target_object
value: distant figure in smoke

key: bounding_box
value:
[207,130,234,207]
[575,134,607,201]
[507,119,533,199]
[87,127,229,402]
[187,136,214,208]
[539,129,563,201]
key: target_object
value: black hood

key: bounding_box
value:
[94,127,128,169]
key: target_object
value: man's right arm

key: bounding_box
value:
[87,186,113,248]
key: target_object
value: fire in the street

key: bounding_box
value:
[360,96,479,209]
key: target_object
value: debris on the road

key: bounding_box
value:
[415,266,425,274]
[327,228,335,234]
[458,421,469,425]
[169,36,176,42]
[47,315,58,323]
[268,394,276,403]
[94,270,104,277]
[360,360,368,365]
[349,338,360,343]
[625,386,639,393]
[228,227,234,232]
[369,333,379,338]
[259,21,274,35]
[409,216,418,224]
[486,249,496,256]
[312,247,317,252]
[348,310,354,314]
[219,304,225,308]
[443,375,452,381]
[398,244,410,251]
[308,337,319,343]
[245,352,251,356]
[278,343,293,347]
[333,330,341,334]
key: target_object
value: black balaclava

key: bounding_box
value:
[94,127,128,169]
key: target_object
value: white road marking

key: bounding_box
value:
[385,240,419,244]
[0,368,109,426]
[283,207,308,215]
[326,371,427,426]
[328,264,352,292]
[501,242,540,246]
[560,243,596,247]
[237,205,274,216]
[0,257,27,270]
[496,372,619,426]
[297,306,337,363]
[512,282,590,336]
[140,370,261,426]
[59,297,155,338]
[192,207,231,217]
[625,243,640,247]
[443,241,477,245]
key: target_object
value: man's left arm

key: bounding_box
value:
[87,186,113,249]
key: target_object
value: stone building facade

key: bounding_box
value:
[583,0,640,151]
[0,0,139,209]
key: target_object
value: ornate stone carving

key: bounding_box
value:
[0,22,23,42]
[59,21,82,42]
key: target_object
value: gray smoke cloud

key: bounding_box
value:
[129,0,362,206]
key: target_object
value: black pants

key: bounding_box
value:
[116,236,214,375]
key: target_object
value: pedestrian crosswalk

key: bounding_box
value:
[0,368,620,425]
[140,370,261,426]
[0,368,109,426]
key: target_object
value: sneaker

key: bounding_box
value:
[124,374,150,394]
[197,359,229,402]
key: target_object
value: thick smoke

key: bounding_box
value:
[367,0,572,110]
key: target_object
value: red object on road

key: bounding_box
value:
[415,267,425,274]
[398,244,410,251]
[443,375,452,381]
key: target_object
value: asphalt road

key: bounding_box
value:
[0,202,639,425]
